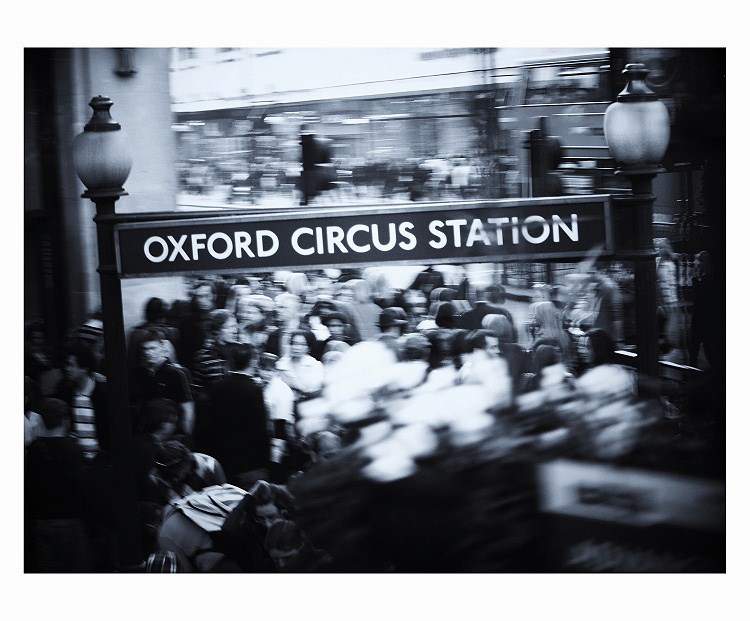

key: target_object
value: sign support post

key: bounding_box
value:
[91,190,144,570]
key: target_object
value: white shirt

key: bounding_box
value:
[276,354,324,396]
[263,375,296,424]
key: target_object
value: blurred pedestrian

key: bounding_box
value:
[689,250,718,369]
[176,280,215,366]
[313,311,356,360]
[265,519,336,572]
[528,301,575,371]
[378,307,408,360]
[655,238,688,359]
[273,292,303,357]
[146,440,226,507]
[24,376,43,448]
[482,314,525,394]
[127,297,179,381]
[575,328,636,400]
[208,343,271,489]
[347,280,383,341]
[131,328,195,439]
[54,343,109,460]
[276,329,324,400]
[25,398,91,572]
[458,285,517,341]
[25,320,59,395]
[191,309,238,398]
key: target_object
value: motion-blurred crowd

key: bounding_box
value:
[184,152,517,204]
[24,243,721,572]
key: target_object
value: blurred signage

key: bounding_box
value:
[115,196,613,277]
[536,459,725,572]
[537,459,725,530]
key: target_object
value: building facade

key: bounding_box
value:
[25,48,180,342]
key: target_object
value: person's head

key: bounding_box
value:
[258,352,279,386]
[289,329,315,360]
[470,329,501,358]
[37,397,70,433]
[334,283,355,304]
[484,284,506,304]
[322,311,348,340]
[323,339,350,357]
[235,296,266,329]
[227,342,257,373]
[154,440,194,485]
[322,350,344,366]
[307,299,336,322]
[208,309,238,345]
[62,343,96,385]
[431,301,455,329]
[140,398,180,439]
[404,289,428,319]
[579,328,617,367]
[481,313,514,346]
[144,297,168,324]
[264,520,306,571]
[246,480,296,529]
[379,307,407,336]
[532,343,562,377]
[192,281,215,312]
[534,284,554,303]
[349,279,373,304]
[426,329,455,369]
[429,287,456,303]
[74,315,104,365]
[274,293,301,325]
[285,272,310,298]
[403,333,431,362]
[139,328,168,370]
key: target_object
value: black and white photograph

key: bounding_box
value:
[16,9,735,617]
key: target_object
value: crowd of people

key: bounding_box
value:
[24,253,720,572]
[183,151,517,205]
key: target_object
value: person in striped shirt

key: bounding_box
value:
[55,343,108,460]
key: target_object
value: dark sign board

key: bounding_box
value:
[536,459,725,572]
[115,196,613,278]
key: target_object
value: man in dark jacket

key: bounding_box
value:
[457,284,517,341]
[208,343,270,488]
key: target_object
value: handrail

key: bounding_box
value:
[614,350,707,376]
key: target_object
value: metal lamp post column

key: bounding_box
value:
[613,172,662,386]
[73,96,143,569]
[604,63,672,393]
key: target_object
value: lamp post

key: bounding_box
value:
[72,96,143,570]
[604,63,671,390]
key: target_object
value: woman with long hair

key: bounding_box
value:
[529,300,574,372]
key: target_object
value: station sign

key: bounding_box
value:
[115,195,613,278]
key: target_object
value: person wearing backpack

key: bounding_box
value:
[157,480,295,572]
[156,483,247,572]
